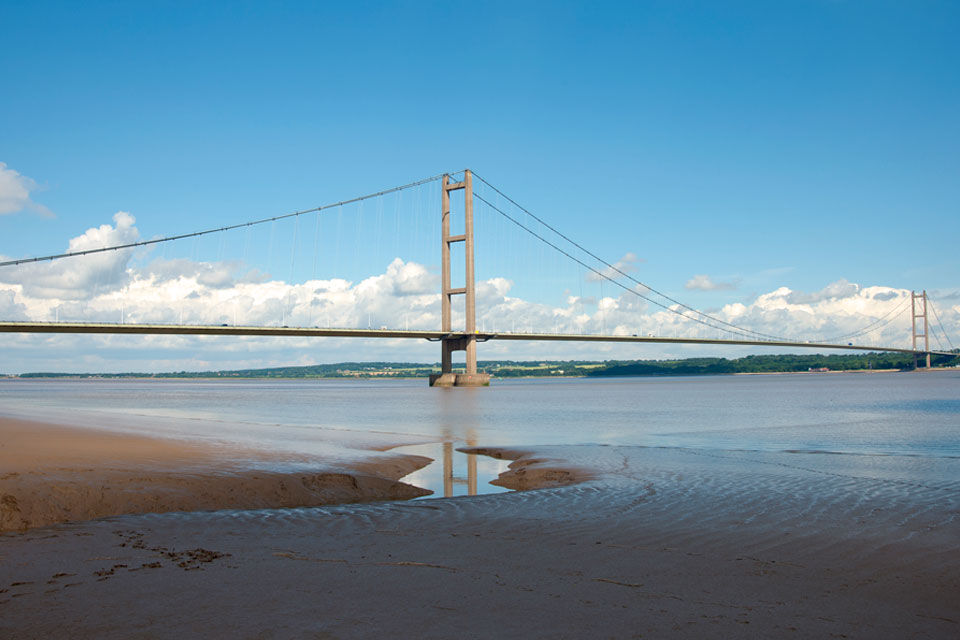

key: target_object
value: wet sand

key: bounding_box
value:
[0,417,431,531]
[2,429,958,638]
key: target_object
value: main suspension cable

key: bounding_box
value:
[928,297,956,351]
[474,192,780,341]
[816,297,912,343]
[473,172,920,346]
[0,172,456,268]
[473,172,796,342]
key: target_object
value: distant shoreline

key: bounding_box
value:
[6,366,958,381]
[5,351,957,380]
[7,368,960,383]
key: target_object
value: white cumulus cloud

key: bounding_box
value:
[0,162,53,217]
[0,212,139,299]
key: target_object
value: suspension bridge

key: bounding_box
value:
[0,170,955,386]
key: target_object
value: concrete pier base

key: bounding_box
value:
[428,373,491,387]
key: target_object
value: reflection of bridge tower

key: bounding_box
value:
[430,170,491,387]
[441,440,478,497]
[912,290,931,370]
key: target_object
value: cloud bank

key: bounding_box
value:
[0,215,957,372]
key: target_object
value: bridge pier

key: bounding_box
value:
[429,371,490,387]
[429,336,490,387]
[430,170,490,387]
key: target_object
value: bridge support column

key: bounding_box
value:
[911,290,931,370]
[429,170,490,387]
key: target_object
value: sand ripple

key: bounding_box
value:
[2,444,958,638]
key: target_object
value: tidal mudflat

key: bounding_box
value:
[1,373,958,637]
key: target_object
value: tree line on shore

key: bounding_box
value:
[584,352,960,377]
[12,350,959,379]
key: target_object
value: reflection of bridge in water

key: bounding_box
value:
[1,169,954,384]
[442,442,478,498]
[396,439,491,498]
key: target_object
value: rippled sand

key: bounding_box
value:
[2,439,958,638]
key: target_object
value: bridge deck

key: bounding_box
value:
[0,322,951,357]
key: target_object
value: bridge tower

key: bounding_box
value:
[429,170,490,387]
[911,290,931,370]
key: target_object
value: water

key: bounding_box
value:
[2,371,958,496]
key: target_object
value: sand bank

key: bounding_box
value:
[0,417,431,532]
[2,443,958,638]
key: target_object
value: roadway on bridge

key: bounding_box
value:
[0,321,950,357]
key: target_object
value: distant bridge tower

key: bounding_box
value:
[429,170,490,387]
[911,290,931,370]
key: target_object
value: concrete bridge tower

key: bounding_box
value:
[429,170,490,387]
[912,290,932,370]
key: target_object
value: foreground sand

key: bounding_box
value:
[0,417,431,531]
[2,438,958,638]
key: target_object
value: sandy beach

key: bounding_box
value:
[2,417,958,638]
[0,417,432,532]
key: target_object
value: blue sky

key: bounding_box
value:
[1,1,958,371]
